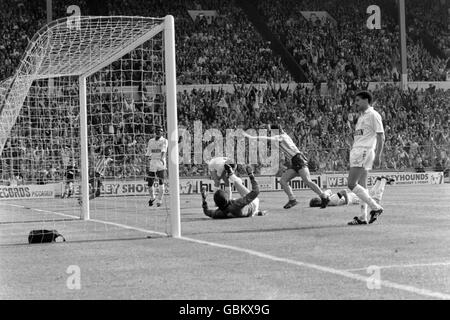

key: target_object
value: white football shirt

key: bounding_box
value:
[353,106,384,149]
[146,137,168,171]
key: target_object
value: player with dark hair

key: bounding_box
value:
[347,91,385,225]
[91,146,113,198]
[201,164,266,219]
[61,145,76,199]
[145,126,168,207]
[78,146,113,205]
[62,161,77,198]
[243,124,330,209]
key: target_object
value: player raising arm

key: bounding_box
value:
[243,124,330,209]
[145,126,168,207]
[201,165,266,219]
[347,91,385,225]
[207,156,233,200]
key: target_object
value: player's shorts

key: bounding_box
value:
[149,159,166,172]
[242,198,260,217]
[208,157,229,178]
[349,147,375,170]
[146,170,166,185]
[289,153,308,172]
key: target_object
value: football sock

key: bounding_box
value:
[157,184,165,202]
[352,184,382,211]
[359,203,368,222]
[225,186,232,200]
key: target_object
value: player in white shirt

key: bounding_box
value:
[347,91,385,225]
[243,124,330,209]
[309,176,394,208]
[145,126,168,207]
[207,156,233,200]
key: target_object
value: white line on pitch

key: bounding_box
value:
[2,203,79,219]
[0,203,167,237]
[3,203,449,299]
[344,261,450,272]
[179,236,450,300]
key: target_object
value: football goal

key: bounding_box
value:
[0,15,181,244]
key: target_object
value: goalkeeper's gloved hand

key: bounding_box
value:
[201,186,207,201]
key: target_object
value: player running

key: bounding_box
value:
[346,91,385,225]
[145,126,168,207]
[243,124,330,209]
[201,164,266,219]
[309,176,394,209]
[207,156,234,200]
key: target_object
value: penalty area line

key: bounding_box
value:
[2,203,449,299]
[179,236,450,300]
[0,203,167,237]
[344,261,450,272]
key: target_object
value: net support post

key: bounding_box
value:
[79,76,90,220]
[164,15,181,238]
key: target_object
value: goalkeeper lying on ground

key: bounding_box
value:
[201,164,266,219]
[309,176,394,207]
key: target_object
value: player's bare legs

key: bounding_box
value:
[280,168,298,209]
[358,170,368,222]
[298,167,330,208]
[225,165,264,216]
[147,173,156,207]
[347,167,382,225]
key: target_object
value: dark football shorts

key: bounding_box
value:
[289,153,308,172]
[147,170,166,185]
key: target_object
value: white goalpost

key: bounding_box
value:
[0,15,181,242]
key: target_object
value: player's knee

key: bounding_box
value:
[280,177,288,186]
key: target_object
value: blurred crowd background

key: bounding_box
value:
[0,0,449,184]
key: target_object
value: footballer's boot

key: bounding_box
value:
[348,216,368,225]
[148,199,155,207]
[378,176,395,185]
[256,210,268,216]
[283,199,298,209]
[369,208,383,224]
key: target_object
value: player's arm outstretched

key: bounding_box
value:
[242,132,282,142]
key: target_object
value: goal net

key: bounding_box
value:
[0,16,181,245]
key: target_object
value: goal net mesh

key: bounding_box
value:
[0,16,173,244]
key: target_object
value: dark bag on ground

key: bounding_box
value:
[28,230,66,244]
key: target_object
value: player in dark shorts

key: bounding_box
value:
[243,124,330,209]
[62,164,77,198]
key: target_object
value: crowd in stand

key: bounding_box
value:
[1,0,449,184]
[2,79,449,183]
[256,0,449,82]
[1,0,449,84]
